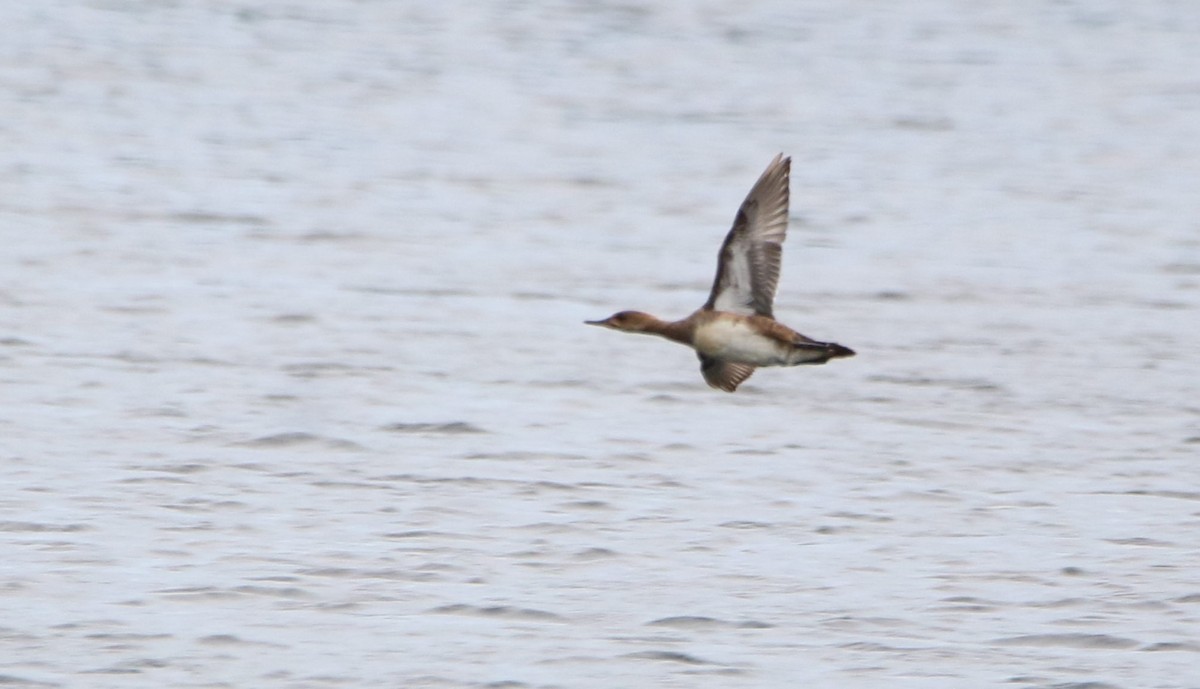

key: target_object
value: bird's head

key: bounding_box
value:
[585,310,658,333]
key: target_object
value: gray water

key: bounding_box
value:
[2,2,1199,688]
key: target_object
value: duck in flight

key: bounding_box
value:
[586,154,854,392]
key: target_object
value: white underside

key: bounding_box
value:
[692,319,788,366]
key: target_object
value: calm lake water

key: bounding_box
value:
[2,2,1199,688]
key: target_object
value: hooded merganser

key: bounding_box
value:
[587,154,854,392]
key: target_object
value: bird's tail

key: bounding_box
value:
[788,340,855,365]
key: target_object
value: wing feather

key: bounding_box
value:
[703,154,790,317]
[698,355,757,392]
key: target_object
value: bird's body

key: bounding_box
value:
[587,154,854,392]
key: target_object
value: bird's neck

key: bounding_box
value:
[640,316,693,346]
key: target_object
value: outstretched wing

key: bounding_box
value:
[702,154,791,318]
[699,355,756,392]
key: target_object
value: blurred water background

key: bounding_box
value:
[1,2,1199,687]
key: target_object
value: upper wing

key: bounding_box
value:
[702,154,791,318]
[699,355,756,392]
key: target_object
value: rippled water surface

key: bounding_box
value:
[2,2,1199,688]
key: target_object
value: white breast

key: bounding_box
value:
[693,319,786,366]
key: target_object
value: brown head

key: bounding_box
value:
[584,310,660,333]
